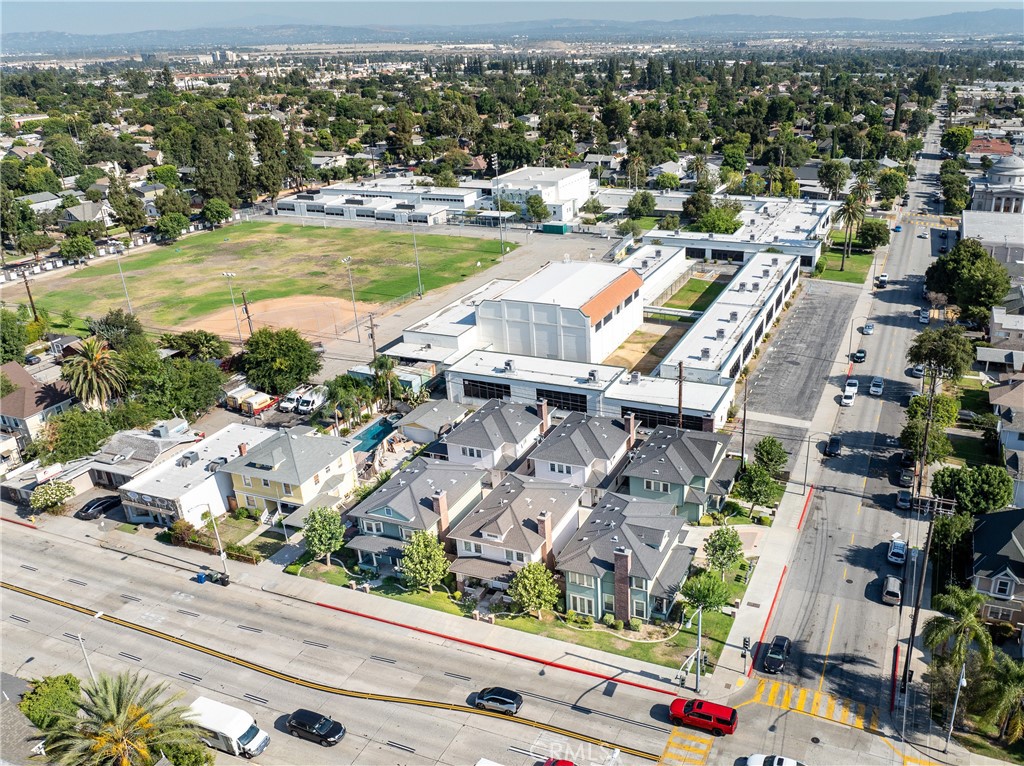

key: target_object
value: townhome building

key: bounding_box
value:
[448,475,584,591]
[0,362,76,452]
[618,426,739,523]
[443,398,546,472]
[557,493,694,623]
[346,458,486,571]
[972,508,1024,625]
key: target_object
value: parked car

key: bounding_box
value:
[75,496,121,520]
[24,354,42,365]
[746,756,806,766]
[882,575,904,606]
[896,490,912,510]
[851,349,867,363]
[762,635,792,674]
[668,698,738,736]
[825,435,843,457]
[844,379,859,396]
[958,409,978,422]
[286,709,345,747]
[869,377,884,396]
[899,468,915,488]
[894,225,902,232]
[543,760,577,766]
[917,232,928,239]
[887,538,908,565]
[900,450,916,469]
[862,323,875,335]
[475,687,523,715]
[918,311,930,325]
[910,364,926,378]
[876,273,889,287]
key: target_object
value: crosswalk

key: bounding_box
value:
[747,679,882,732]
[656,728,713,765]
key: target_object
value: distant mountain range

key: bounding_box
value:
[3,9,1020,56]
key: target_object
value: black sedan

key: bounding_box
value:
[75,496,121,520]
[286,709,345,746]
[763,635,792,674]
[851,349,867,363]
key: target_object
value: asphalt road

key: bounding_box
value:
[756,119,950,744]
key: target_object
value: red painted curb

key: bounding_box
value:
[315,600,676,697]
[2,517,38,529]
[797,486,815,530]
[747,565,788,677]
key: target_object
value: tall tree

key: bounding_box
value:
[703,527,743,581]
[284,130,312,191]
[240,328,322,395]
[922,586,992,668]
[0,308,28,363]
[61,337,126,410]
[46,671,199,766]
[906,325,975,383]
[817,159,850,200]
[984,652,1024,744]
[680,570,730,613]
[837,194,865,270]
[401,531,450,593]
[507,561,560,616]
[369,354,399,411]
[302,506,345,565]
[754,436,788,477]
[107,174,147,240]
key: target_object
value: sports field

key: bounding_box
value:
[28,222,512,331]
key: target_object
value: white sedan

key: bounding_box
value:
[841,391,856,407]
[869,377,884,396]
[746,756,806,766]
[844,378,859,396]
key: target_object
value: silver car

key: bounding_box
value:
[862,323,875,335]
[869,377,884,396]
[882,575,903,606]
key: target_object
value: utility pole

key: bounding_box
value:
[21,273,39,321]
[491,152,505,259]
[740,380,749,468]
[241,291,255,336]
[368,314,378,358]
[677,361,684,429]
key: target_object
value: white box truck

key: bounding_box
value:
[296,385,327,415]
[188,696,270,759]
[279,385,309,413]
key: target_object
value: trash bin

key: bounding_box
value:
[196,572,206,584]
[207,571,220,584]
[220,574,230,587]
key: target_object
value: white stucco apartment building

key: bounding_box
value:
[493,167,592,221]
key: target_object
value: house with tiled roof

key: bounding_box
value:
[557,492,694,623]
[346,457,486,571]
[448,474,583,590]
[443,398,545,472]
[0,362,76,449]
[972,508,1024,625]
[618,425,739,522]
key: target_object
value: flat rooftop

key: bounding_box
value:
[493,261,634,309]
[604,370,731,414]
[495,167,587,186]
[405,279,517,340]
[121,423,274,500]
[319,181,478,199]
[961,210,1024,245]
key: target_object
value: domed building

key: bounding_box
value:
[971,154,1024,213]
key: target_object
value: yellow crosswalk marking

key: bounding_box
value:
[811,690,822,716]
[657,729,713,765]
[854,702,866,729]
[781,683,793,709]
[754,679,765,702]
[869,708,880,732]
[767,681,780,706]
[795,688,808,711]
[746,678,882,734]
[826,696,836,720]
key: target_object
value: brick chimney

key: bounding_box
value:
[432,490,450,546]
[624,413,637,450]
[613,546,632,623]
[537,510,553,567]
[537,399,550,432]
[238,442,248,456]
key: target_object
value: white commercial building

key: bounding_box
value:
[611,242,692,306]
[477,262,644,364]
[960,210,1024,279]
[276,189,450,224]
[493,167,592,222]
[657,252,801,383]
[446,350,733,432]
[119,424,275,527]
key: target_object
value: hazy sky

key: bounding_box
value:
[3,1,1019,35]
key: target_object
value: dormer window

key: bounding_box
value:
[995,579,1013,597]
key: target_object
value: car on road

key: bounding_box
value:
[24,354,42,365]
[851,349,867,363]
[899,468,915,488]
[869,377,884,396]
[896,490,912,510]
[475,687,523,715]
[894,225,902,232]
[862,322,875,335]
[825,435,843,457]
[876,273,888,287]
[841,391,856,407]
[887,538,908,565]
[900,450,916,469]
[746,756,806,766]
[882,575,904,606]
[918,311,931,325]
[286,709,346,746]
[74,496,121,520]
[910,364,926,378]
[543,760,577,766]
[668,698,738,736]
[917,232,928,239]
[762,635,792,674]
[844,379,859,396]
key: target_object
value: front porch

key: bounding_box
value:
[347,533,408,575]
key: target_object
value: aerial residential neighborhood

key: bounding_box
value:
[1,2,1024,765]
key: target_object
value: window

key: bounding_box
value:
[567,572,594,588]
[325,464,331,474]
[461,446,483,459]
[282,483,292,495]
[549,462,572,475]
[990,605,1015,621]
[245,495,256,508]
[505,550,526,563]
[622,406,704,431]
[242,475,252,488]
[400,527,414,541]
[536,387,588,413]
[633,599,647,620]
[603,593,615,614]
[995,579,1013,597]
[364,520,383,535]
[313,473,321,486]
[261,478,271,488]
[570,595,594,616]
[644,479,671,493]
[463,378,512,401]
[630,576,647,590]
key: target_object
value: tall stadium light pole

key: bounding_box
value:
[342,257,361,342]
[412,229,423,298]
[491,152,506,259]
[114,249,133,313]
[222,272,243,346]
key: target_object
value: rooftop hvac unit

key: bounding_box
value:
[716,328,726,340]
[750,234,756,241]
[771,256,779,265]
[709,232,715,239]
[674,229,681,235]
[642,259,649,268]
[752,282,760,291]
[750,218,756,225]
[504,359,516,373]
[655,249,662,257]
[701,347,711,360]
[811,203,818,212]
[630,371,641,384]
[588,369,600,383]
[729,311,739,322]
[763,267,771,277]
[176,451,199,468]
[152,423,169,438]
[738,282,747,291]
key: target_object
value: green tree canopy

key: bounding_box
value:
[906,325,975,383]
[626,190,656,218]
[857,219,890,250]
[0,308,28,363]
[875,168,908,200]
[61,337,126,410]
[899,417,953,464]
[817,159,851,200]
[302,506,345,565]
[508,561,560,615]
[401,530,450,593]
[29,480,76,514]
[733,463,776,513]
[240,327,322,395]
[89,308,145,351]
[680,571,731,613]
[155,212,189,241]
[690,202,742,234]
[922,585,992,668]
[906,393,959,429]
[703,526,743,581]
[753,436,788,478]
[160,330,230,361]
[59,235,97,260]
[31,409,115,466]
[19,674,81,731]
[201,198,232,226]
[525,194,550,222]
[931,465,1013,515]
[940,126,973,156]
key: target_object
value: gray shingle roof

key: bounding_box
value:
[395,400,469,435]
[448,474,582,555]
[556,493,692,599]
[347,457,485,532]
[621,426,730,486]
[973,507,1024,581]
[443,399,542,451]
[222,426,354,486]
[530,413,628,468]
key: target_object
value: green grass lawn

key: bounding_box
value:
[373,578,468,617]
[815,249,874,284]
[956,377,991,417]
[250,532,286,560]
[30,222,513,327]
[632,216,660,231]
[955,729,1024,765]
[948,433,993,467]
[208,515,259,546]
[664,278,728,311]
[300,562,352,587]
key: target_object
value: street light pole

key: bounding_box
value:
[686,607,704,693]
[222,272,243,346]
[803,431,831,494]
[944,662,967,753]
[76,611,103,684]
[491,152,506,260]
[412,229,423,298]
[848,315,869,360]
[202,505,230,580]
[341,257,361,343]
[113,249,133,313]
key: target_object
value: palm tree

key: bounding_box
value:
[836,195,865,272]
[852,176,874,206]
[61,337,126,410]
[689,154,707,183]
[370,354,399,411]
[983,651,1024,743]
[922,585,993,668]
[46,671,198,766]
[766,164,782,196]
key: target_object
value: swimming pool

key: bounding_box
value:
[353,416,396,453]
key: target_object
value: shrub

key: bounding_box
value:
[991,621,1016,644]
[723,500,746,517]
[613,619,625,631]
[602,613,615,627]
[629,617,642,631]
[453,591,462,601]
[653,617,664,627]
[578,615,593,629]
[814,258,827,276]
[170,520,196,546]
